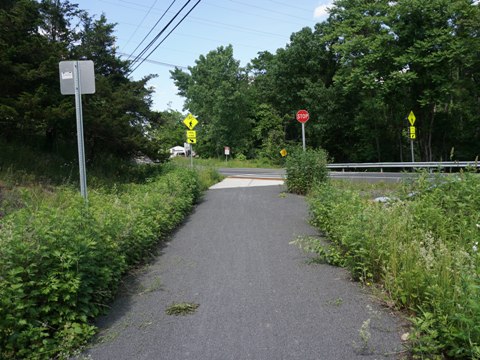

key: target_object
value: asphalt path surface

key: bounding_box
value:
[79,184,405,360]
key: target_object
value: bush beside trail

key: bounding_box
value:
[284,147,329,195]
[306,173,480,358]
[0,167,207,359]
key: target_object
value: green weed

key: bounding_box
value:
[353,319,373,355]
[305,173,480,358]
[284,147,329,195]
[165,302,200,316]
[0,165,213,359]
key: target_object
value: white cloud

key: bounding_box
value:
[313,2,332,19]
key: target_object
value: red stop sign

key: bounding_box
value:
[296,110,309,123]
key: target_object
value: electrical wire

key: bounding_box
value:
[117,51,187,69]
[129,0,202,75]
[122,0,160,54]
[202,2,305,27]
[97,0,288,40]
[266,0,312,13]
[227,0,312,22]
[129,0,193,68]
[127,0,177,61]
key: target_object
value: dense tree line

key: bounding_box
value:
[2,0,478,164]
[172,0,480,162]
[0,0,182,162]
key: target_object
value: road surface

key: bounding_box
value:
[218,167,417,183]
[78,183,405,360]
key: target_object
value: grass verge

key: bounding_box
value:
[302,173,480,358]
[172,156,279,169]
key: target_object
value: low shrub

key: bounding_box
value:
[306,173,480,358]
[0,166,204,359]
[284,147,329,195]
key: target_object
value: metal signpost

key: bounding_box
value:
[296,110,309,151]
[183,114,199,167]
[224,146,230,162]
[408,111,416,163]
[59,60,95,202]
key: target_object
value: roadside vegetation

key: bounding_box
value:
[0,142,220,359]
[295,172,480,358]
[284,147,329,195]
[172,155,279,169]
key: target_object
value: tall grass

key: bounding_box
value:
[305,173,480,358]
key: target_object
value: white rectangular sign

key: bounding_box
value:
[59,60,95,95]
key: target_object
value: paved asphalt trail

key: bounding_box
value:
[79,184,405,360]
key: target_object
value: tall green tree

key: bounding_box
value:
[0,0,164,161]
[171,45,253,157]
[328,0,480,161]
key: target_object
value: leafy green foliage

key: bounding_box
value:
[307,173,480,358]
[0,166,207,359]
[0,0,164,162]
[171,0,480,162]
[171,45,253,157]
[284,147,329,195]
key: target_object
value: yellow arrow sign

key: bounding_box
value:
[186,138,197,144]
[408,111,416,126]
[183,114,198,130]
[186,130,196,139]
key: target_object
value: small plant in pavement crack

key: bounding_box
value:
[353,319,373,355]
[166,302,200,316]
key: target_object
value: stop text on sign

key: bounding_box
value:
[296,110,309,123]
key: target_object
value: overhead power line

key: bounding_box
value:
[228,0,312,22]
[266,0,312,13]
[129,0,202,75]
[122,0,160,53]
[127,0,177,61]
[118,51,187,69]
[129,0,194,68]
[98,0,288,40]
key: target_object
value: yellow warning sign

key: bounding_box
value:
[408,111,416,126]
[186,130,196,139]
[280,149,287,157]
[409,126,416,139]
[186,138,197,144]
[183,114,198,130]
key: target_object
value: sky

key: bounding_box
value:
[74,0,334,112]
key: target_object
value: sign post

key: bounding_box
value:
[224,146,230,162]
[59,60,95,202]
[183,114,199,167]
[296,110,309,151]
[408,111,416,163]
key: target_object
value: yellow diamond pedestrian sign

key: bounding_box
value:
[408,111,416,126]
[183,114,198,130]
